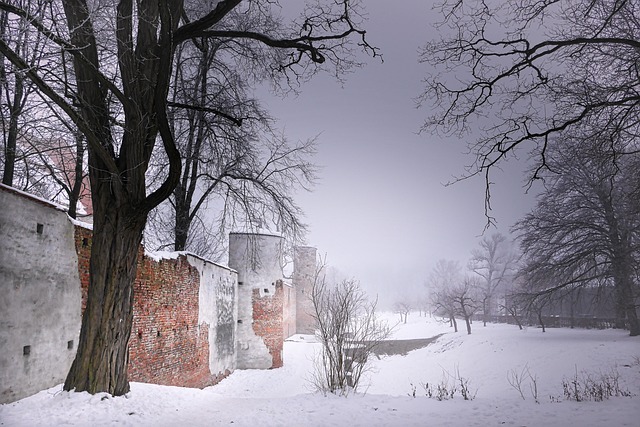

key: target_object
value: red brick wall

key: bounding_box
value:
[73,227,224,388]
[74,227,91,314]
[251,280,284,368]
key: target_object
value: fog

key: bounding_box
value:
[258,0,537,307]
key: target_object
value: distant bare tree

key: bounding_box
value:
[1,0,90,218]
[393,301,412,324]
[469,233,517,326]
[0,0,46,187]
[416,296,431,317]
[428,259,463,332]
[311,262,391,395]
[449,276,480,335]
[500,283,525,331]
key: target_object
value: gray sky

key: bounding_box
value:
[262,1,537,305]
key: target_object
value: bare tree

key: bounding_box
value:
[0,0,378,396]
[311,262,391,395]
[501,280,525,330]
[428,259,463,332]
[144,29,318,259]
[419,0,640,219]
[514,134,639,336]
[416,296,431,317]
[469,233,517,326]
[1,0,90,218]
[393,301,412,324]
[449,276,480,335]
[0,0,46,186]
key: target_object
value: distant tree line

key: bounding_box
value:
[420,0,639,336]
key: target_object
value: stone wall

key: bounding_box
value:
[75,227,237,388]
[0,185,81,404]
[0,184,298,403]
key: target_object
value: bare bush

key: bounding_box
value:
[507,364,539,403]
[311,270,391,395]
[562,367,632,402]
[410,366,476,401]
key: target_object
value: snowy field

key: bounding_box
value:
[1,314,638,426]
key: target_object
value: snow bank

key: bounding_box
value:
[1,314,638,427]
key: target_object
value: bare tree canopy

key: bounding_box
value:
[469,233,517,326]
[419,0,640,216]
[0,0,377,396]
[514,135,640,335]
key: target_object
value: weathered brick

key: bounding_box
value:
[74,228,221,388]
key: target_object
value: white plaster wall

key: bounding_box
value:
[294,246,318,334]
[0,185,81,403]
[188,255,238,378]
[228,232,283,369]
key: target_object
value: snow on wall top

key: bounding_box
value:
[145,249,236,273]
[0,184,93,230]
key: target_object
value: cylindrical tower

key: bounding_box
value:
[228,232,284,369]
[294,246,318,334]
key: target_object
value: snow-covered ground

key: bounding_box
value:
[1,314,638,426]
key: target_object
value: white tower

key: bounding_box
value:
[294,246,317,334]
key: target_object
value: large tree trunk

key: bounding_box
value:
[598,187,639,336]
[66,132,86,219]
[614,262,640,336]
[60,0,181,395]
[64,194,146,395]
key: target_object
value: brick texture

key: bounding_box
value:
[73,227,227,388]
[251,280,284,368]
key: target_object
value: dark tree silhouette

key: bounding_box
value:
[515,135,639,335]
[420,0,640,219]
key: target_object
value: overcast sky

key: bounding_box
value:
[260,1,537,305]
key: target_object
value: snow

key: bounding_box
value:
[143,250,235,272]
[1,314,638,427]
[68,216,93,230]
[144,250,187,262]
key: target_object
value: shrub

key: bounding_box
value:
[562,367,632,402]
[409,366,476,401]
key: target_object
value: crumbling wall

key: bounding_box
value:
[1,184,291,404]
[128,253,211,387]
[228,232,284,369]
[251,280,285,368]
[187,255,238,381]
[75,229,237,388]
